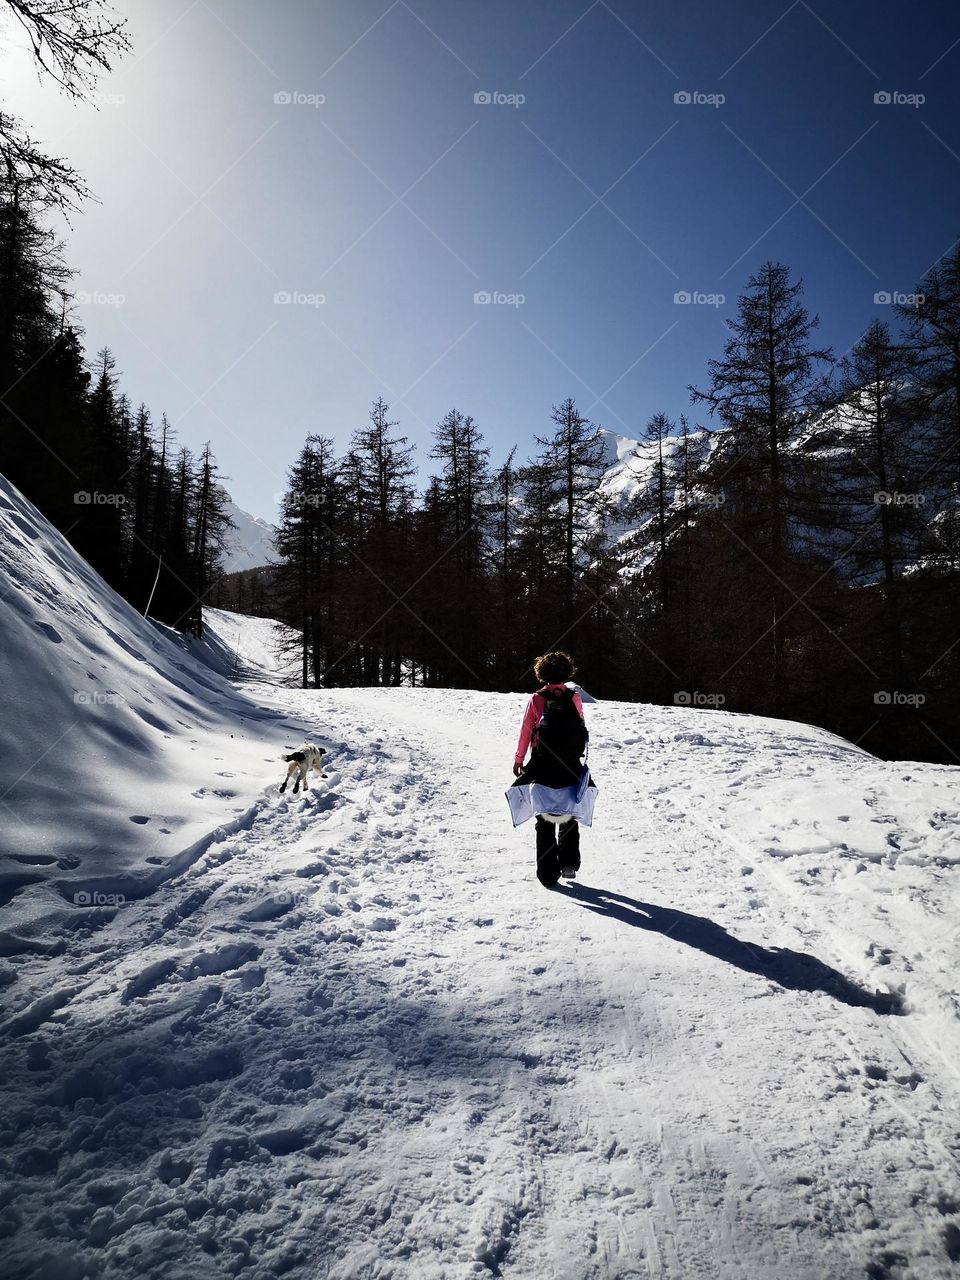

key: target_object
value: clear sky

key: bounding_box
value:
[4,0,960,519]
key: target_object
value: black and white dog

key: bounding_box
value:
[279,745,328,795]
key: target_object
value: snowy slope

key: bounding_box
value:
[220,500,279,575]
[1,600,959,1278]
[0,475,309,938]
[173,607,299,684]
[593,427,717,573]
[593,405,945,581]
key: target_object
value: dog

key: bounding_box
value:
[279,745,328,795]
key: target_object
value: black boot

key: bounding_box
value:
[556,819,580,878]
[535,817,561,887]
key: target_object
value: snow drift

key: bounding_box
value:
[0,474,303,937]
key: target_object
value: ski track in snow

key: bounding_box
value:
[3,673,960,1277]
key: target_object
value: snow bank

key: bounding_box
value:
[0,475,306,937]
[161,609,298,685]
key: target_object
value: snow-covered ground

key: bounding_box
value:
[2,476,960,1279]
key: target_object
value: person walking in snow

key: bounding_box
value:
[511,650,591,887]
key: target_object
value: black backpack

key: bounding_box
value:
[535,687,588,770]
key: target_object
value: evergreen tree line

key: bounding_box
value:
[274,257,960,765]
[0,183,232,636]
[4,130,959,761]
[272,395,614,693]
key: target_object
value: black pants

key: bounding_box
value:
[535,817,581,887]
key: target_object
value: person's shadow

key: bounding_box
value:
[563,883,904,1015]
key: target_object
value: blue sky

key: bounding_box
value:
[4,0,960,518]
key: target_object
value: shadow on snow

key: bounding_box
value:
[562,882,904,1015]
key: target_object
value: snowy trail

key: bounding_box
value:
[3,676,960,1280]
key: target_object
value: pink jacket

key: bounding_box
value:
[515,684,585,766]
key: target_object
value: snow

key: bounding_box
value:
[593,427,719,573]
[174,608,299,685]
[0,475,309,936]
[2,474,960,1279]
[220,501,279,575]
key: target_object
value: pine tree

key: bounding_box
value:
[897,244,960,568]
[275,435,350,686]
[427,408,492,681]
[347,398,416,685]
[533,397,608,621]
[690,261,833,713]
[489,446,522,684]
[821,320,925,689]
[185,443,232,638]
[80,347,129,588]
[640,411,674,611]
[0,177,87,530]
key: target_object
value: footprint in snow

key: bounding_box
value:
[295,861,330,879]
[240,895,300,923]
[186,943,262,978]
[122,957,178,1004]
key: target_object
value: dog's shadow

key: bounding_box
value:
[563,882,903,1015]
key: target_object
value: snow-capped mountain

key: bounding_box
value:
[597,426,705,516]
[593,399,946,581]
[591,427,717,572]
[220,499,279,574]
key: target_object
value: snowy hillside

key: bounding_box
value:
[593,401,944,581]
[1,485,960,1278]
[173,607,299,685]
[589,427,723,576]
[0,475,307,937]
[220,500,279,574]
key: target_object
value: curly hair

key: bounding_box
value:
[533,650,576,684]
